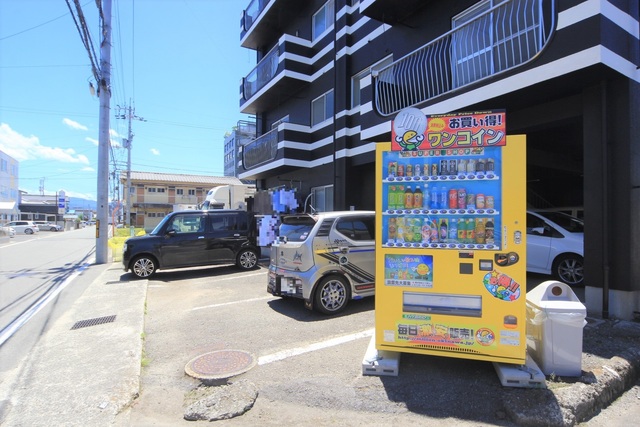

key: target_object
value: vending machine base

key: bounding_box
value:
[493,355,546,388]
[362,335,400,377]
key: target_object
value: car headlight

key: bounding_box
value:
[123,243,128,253]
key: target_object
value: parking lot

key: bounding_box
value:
[125,262,586,426]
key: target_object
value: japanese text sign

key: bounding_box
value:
[391,108,506,151]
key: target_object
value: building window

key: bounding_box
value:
[176,189,184,195]
[0,158,7,172]
[311,185,334,212]
[312,0,334,41]
[157,188,166,193]
[188,189,196,196]
[351,56,393,109]
[311,90,334,126]
[147,188,156,193]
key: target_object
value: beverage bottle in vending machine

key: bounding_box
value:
[466,159,476,174]
[485,219,495,245]
[414,163,422,177]
[413,185,423,208]
[421,218,430,244]
[439,186,447,209]
[475,218,485,244]
[388,185,396,211]
[467,218,475,243]
[430,185,439,209]
[448,218,458,242]
[388,217,397,243]
[430,219,439,243]
[457,217,466,242]
[439,219,448,241]
[458,159,467,175]
[404,185,414,209]
[423,184,430,209]
[413,217,422,243]
[396,217,405,244]
[396,185,404,210]
[406,164,413,177]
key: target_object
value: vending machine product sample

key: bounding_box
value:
[375,109,527,364]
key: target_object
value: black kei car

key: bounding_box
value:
[122,210,259,279]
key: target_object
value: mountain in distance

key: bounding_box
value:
[69,197,97,211]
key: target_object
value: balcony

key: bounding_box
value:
[241,128,278,170]
[240,40,312,114]
[373,0,555,116]
[359,0,427,25]
[241,0,300,50]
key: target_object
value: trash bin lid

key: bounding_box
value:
[526,280,586,312]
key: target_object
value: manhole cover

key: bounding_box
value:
[185,350,257,380]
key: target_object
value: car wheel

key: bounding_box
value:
[51,227,58,232]
[553,254,584,286]
[25,228,33,234]
[236,249,258,270]
[131,255,157,278]
[314,275,350,315]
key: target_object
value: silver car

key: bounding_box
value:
[5,221,40,235]
[268,211,376,315]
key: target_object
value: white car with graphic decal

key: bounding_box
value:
[268,211,375,315]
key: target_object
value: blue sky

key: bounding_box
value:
[0,0,255,201]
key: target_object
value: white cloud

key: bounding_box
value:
[86,137,99,146]
[81,166,94,172]
[63,118,88,131]
[110,129,123,138]
[151,148,160,155]
[0,123,90,164]
[110,139,122,148]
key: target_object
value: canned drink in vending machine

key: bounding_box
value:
[431,163,438,176]
[397,163,405,177]
[457,188,467,209]
[439,159,448,176]
[486,195,495,209]
[476,193,485,209]
[388,162,397,177]
[448,189,458,209]
[466,193,476,210]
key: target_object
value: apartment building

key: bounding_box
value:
[0,149,20,222]
[224,120,257,177]
[237,0,639,318]
[121,171,248,230]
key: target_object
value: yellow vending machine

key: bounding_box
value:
[375,109,527,365]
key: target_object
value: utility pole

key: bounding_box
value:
[96,0,112,264]
[116,102,145,226]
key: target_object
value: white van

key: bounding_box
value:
[267,211,375,315]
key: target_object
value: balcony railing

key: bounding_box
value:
[242,128,278,170]
[243,0,268,32]
[373,0,555,116]
[243,45,279,101]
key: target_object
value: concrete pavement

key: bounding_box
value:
[1,260,640,426]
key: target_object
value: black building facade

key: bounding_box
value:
[237,0,639,319]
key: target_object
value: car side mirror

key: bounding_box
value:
[166,229,177,236]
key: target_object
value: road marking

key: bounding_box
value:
[258,328,375,365]
[0,259,94,346]
[191,295,276,311]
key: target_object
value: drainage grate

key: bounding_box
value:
[71,315,116,330]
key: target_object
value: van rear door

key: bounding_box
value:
[270,214,318,272]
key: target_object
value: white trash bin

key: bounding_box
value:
[526,280,586,377]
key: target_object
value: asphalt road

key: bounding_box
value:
[125,262,612,426]
[0,227,101,375]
